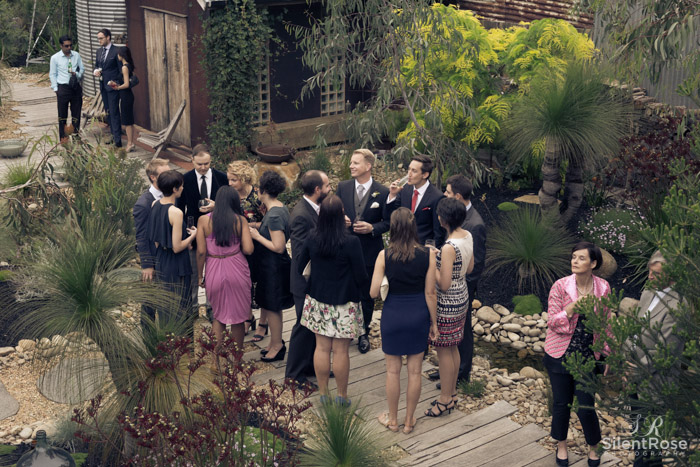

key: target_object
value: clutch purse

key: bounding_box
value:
[380,275,389,301]
[129,74,140,88]
[302,261,311,281]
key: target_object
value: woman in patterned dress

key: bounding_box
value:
[298,195,367,405]
[227,161,265,336]
[426,198,474,417]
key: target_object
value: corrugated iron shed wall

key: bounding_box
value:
[457,0,593,29]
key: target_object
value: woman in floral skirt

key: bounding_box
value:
[298,195,367,405]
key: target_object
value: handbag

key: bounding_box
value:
[129,74,140,88]
[380,275,389,301]
[302,261,311,281]
[68,66,81,90]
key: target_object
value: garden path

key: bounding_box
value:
[245,308,620,466]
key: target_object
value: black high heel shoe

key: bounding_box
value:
[251,323,268,342]
[431,393,458,405]
[245,317,257,335]
[424,399,454,417]
[555,451,569,466]
[587,455,601,467]
[261,343,286,362]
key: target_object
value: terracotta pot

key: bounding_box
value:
[254,144,295,164]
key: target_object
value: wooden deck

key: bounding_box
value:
[239,307,621,466]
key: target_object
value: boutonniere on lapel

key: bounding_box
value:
[370,202,380,209]
[371,191,380,198]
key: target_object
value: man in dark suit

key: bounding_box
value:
[387,154,445,246]
[444,174,486,384]
[94,29,122,147]
[336,149,390,353]
[176,144,228,307]
[133,158,170,327]
[285,170,331,389]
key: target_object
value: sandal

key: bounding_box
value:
[251,323,268,342]
[403,417,417,434]
[244,317,257,335]
[431,393,458,405]
[377,413,399,432]
[424,399,455,417]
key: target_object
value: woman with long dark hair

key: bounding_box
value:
[196,186,254,354]
[298,195,366,405]
[370,207,438,433]
[111,46,136,152]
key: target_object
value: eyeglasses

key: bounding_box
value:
[62,44,72,48]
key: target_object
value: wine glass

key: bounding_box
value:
[187,216,195,231]
[425,239,436,250]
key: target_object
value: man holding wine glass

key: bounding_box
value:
[176,144,229,309]
[336,149,391,353]
[386,154,445,248]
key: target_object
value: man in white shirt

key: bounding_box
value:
[49,35,84,142]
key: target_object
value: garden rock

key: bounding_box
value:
[493,304,510,316]
[502,323,522,332]
[0,379,20,420]
[520,366,545,379]
[0,347,14,357]
[472,299,482,309]
[476,306,500,324]
[17,339,35,352]
[541,312,548,320]
[19,427,33,439]
[37,357,110,404]
[496,375,513,386]
[597,248,618,279]
[507,332,520,342]
[619,297,640,316]
[511,341,527,350]
[473,323,484,335]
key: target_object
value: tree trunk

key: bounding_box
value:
[538,138,561,213]
[562,160,584,222]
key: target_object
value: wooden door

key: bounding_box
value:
[144,10,191,146]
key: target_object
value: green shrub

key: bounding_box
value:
[486,205,574,294]
[512,294,542,316]
[301,397,387,467]
[3,161,34,188]
[0,269,13,281]
[578,206,641,255]
[497,201,519,212]
[458,378,486,398]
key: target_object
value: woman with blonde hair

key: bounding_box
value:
[370,207,438,434]
[227,160,265,336]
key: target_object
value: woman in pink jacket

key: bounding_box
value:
[544,241,610,467]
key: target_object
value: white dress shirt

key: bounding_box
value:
[354,177,373,199]
[149,185,163,200]
[304,196,320,215]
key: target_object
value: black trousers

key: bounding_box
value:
[100,85,121,146]
[285,294,316,382]
[360,268,375,334]
[57,84,82,138]
[457,280,477,381]
[544,353,602,446]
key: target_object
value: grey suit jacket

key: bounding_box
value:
[630,288,682,371]
[289,199,318,297]
[462,204,486,284]
[133,190,156,269]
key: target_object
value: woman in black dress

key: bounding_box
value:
[112,46,136,152]
[148,170,197,314]
[370,207,438,434]
[248,171,293,362]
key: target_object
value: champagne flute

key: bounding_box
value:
[398,174,410,187]
[425,239,436,250]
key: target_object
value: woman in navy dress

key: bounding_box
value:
[370,207,438,434]
[148,170,197,315]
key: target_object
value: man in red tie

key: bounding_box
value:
[387,154,445,247]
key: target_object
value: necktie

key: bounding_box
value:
[356,184,365,200]
[200,175,208,200]
[101,47,108,64]
[411,189,419,212]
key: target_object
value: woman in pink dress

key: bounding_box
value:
[196,186,254,354]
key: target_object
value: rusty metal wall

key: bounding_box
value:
[76,0,128,97]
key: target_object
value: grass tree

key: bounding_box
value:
[505,61,630,221]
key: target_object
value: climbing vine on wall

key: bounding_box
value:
[202,0,273,166]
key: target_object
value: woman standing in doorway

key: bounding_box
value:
[112,46,136,152]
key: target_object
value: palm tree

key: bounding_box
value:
[505,61,630,222]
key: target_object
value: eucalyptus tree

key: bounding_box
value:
[290,0,491,186]
[583,0,700,106]
[505,61,631,221]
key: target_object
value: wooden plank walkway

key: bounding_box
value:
[240,307,621,466]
